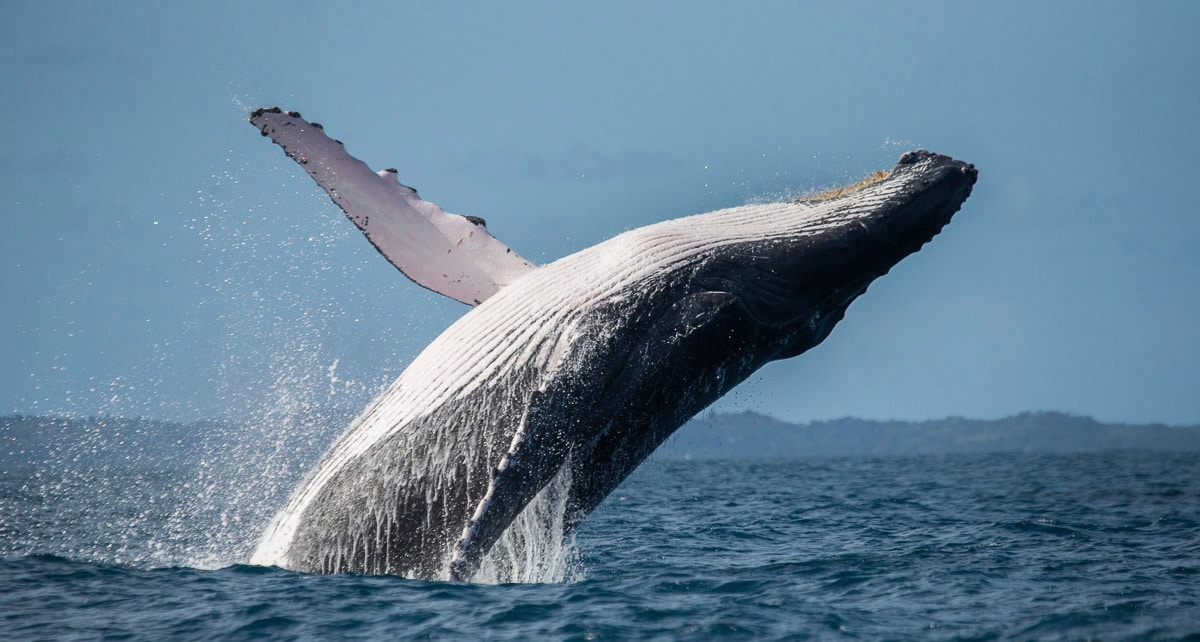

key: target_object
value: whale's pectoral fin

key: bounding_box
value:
[249,107,537,306]
[448,394,576,581]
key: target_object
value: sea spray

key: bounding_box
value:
[159,152,378,569]
[160,345,349,569]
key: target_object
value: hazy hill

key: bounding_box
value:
[657,411,1200,460]
[0,412,348,470]
[3,411,1198,468]
[0,415,220,469]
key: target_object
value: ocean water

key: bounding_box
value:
[2,451,1198,640]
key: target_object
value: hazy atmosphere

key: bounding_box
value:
[2,1,1197,425]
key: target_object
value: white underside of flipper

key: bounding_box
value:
[250,108,537,305]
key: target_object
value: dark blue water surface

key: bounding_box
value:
[3,452,1198,640]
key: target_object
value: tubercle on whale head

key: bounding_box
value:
[698,150,977,360]
[794,169,891,203]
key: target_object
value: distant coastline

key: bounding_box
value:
[659,411,1200,460]
[3,411,1198,467]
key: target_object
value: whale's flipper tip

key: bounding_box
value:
[248,107,538,305]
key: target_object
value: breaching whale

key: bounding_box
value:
[245,107,977,581]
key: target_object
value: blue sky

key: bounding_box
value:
[1,2,1197,425]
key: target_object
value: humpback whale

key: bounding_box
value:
[245,107,977,581]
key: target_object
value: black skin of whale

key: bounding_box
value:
[279,150,977,580]
[470,151,976,579]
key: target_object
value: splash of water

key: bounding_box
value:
[158,346,349,570]
[2,101,584,583]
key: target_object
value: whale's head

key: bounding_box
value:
[695,150,977,361]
